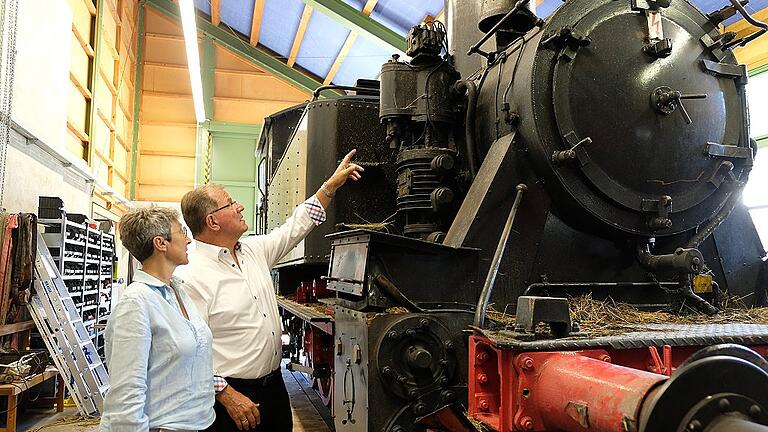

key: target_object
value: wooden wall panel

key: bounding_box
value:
[92,154,110,184]
[68,85,88,132]
[145,7,183,35]
[215,72,308,102]
[144,37,188,65]
[143,65,192,94]
[142,94,196,124]
[114,144,128,173]
[70,36,90,85]
[137,185,193,202]
[141,124,196,156]
[135,6,310,203]
[119,77,133,116]
[137,8,197,203]
[69,0,92,38]
[215,46,262,73]
[138,155,195,185]
[735,38,768,71]
[93,119,111,158]
[65,130,87,160]
[213,98,299,124]
[113,177,128,198]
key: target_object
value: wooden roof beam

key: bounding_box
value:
[147,0,322,94]
[725,6,768,39]
[323,0,378,85]
[362,0,377,15]
[211,0,221,26]
[288,5,314,67]
[249,0,266,46]
[300,0,406,53]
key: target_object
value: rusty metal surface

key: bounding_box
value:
[483,323,768,351]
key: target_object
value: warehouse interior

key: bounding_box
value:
[0,0,768,431]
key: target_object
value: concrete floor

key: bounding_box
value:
[17,364,332,432]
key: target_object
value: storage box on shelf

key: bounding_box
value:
[37,198,114,360]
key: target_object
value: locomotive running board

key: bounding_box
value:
[480,323,768,351]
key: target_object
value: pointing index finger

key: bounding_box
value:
[341,149,357,165]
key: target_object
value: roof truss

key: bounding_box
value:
[146,0,322,93]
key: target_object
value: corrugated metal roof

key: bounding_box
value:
[195,0,768,87]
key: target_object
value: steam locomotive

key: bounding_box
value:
[256,0,768,430]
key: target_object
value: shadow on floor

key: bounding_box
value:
[17,362,332,432]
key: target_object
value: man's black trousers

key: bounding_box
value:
[205,369,293,432]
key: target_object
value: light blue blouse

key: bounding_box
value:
[100,270,215,432]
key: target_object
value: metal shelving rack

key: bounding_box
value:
[38,204,114,359]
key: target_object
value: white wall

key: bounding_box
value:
[11,0,71,147]
[1,0,91,214]
[4,130,92,214]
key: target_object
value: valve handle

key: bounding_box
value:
[651,86,707,125]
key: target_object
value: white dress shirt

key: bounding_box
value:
[177,197,325,380]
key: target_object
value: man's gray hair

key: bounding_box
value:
[181,184,225,237]
[119,206,180,262]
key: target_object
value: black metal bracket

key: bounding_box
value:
[708,160,744,188]
[700,32,736,62]
[701,59,749,86]
[641,195,673,230]
[558,131,592,166]
[630,0,671,11]
[644,38,673,58]
[511,296,585,340]
[541,26,592,61]
[705,142,753,160]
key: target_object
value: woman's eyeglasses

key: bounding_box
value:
[175,226,189,238]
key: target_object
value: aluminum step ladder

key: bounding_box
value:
[27,232,109,416]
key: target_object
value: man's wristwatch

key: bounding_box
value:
[320,182,336,198]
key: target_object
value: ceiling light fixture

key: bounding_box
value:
[179,0,206,123]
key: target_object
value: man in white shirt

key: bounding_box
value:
[177,150,362,432]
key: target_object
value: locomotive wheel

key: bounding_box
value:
[639,345,768,431]
[313,374,333,407]
[302,356,333,407]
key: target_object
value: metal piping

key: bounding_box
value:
[474,183,527,328]
[685,190,743,249]
[454,79,479,178]
[468,0,532,57]
[311,85,380,100]
[729,0,768,30]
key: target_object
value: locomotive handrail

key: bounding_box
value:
[723,0,768,48]
[454,79,479,178]
[467,0,542,58]
[474,184,527,328]
[311,85,380,101]
[729,0,768,30]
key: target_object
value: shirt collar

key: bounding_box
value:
[194,239,242,261]
[133,269,167,287]
[133,270,183,293]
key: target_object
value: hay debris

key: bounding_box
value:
[488,294,768,338]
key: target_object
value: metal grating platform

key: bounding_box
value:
[482,323,768,351]
[277,297,334,334]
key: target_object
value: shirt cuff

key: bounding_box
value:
[304,196,327,226]
[214,375,228,393]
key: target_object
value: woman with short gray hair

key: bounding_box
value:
[100,206,215,432]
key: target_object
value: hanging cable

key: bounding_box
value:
[0,0,20,209]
